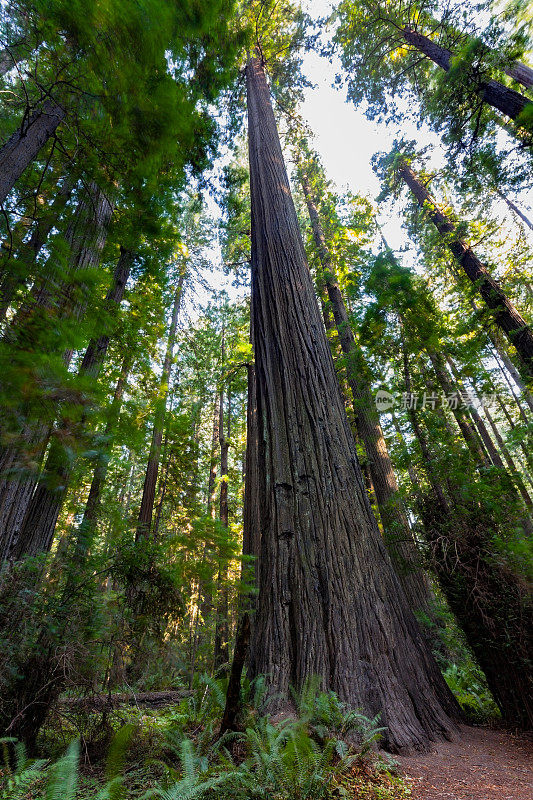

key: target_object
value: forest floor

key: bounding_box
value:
[396,724,532,800]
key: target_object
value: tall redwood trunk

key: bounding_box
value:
[505,61,533,90]
[0,99,65,204]
[299,167,433,616]
[0,185,113,561]
[402,28,532,122]
[399,162,533,377]
[245,53,458,753]
[136,274,184,539]
[11,248,133,560]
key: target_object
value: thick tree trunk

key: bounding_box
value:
[299,168,434,616]
[505,61,533,90]
[11,249,133,560]
[136,275,184,539]
[0,99,65,204]
[245,54,458,753]
[399,162,533,377]
[402,28,533,122]
[0,186,113,561]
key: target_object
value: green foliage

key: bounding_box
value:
[0,738,47,800]
[444,664,499,722]
[292,678,386,756]
[0,683,403,800]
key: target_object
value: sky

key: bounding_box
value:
[187,0,532,316]
[189,0,441,313]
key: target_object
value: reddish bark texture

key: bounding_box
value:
[245,54,458,753]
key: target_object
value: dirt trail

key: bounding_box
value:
[396,725,532,800]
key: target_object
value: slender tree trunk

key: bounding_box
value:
[0,99,65,204]
[482,402,533,509]
[391,411,421,489]
[447,357,533,530]
[0,39,32,77]
[495,188,533,232]
[496,394,533,477]
[219,612,250,736]
[427,350,489,466]
[80,353,132,531]
[245,53,458,752]
[136,274,184,539]
[214,345,230,671]
[207,394,220,520]
[402,345,450,512]
[11,249,133,560]
[242,361,260,592]
[403,344,533,727]
[399,162,533,377]
[190,391,221,686]
[299,167,434,616]
[402,28,533,122]
[465,292,533,414]
[490,338,533,415]
[241,299,260,614]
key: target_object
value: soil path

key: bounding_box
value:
[396,725,532,800]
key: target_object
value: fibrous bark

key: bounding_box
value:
[245,53,458,753]
[299,167,433,617]
[0,185,113,561]
[0,99,65,204]
[402,28,533,122]
[11,248,132,560]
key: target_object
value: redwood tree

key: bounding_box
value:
[395,159,533,378]
[245,52,459,753]
[296,153,434,618]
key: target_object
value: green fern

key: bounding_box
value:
[0,738,47,800]
[44,739,79,800]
